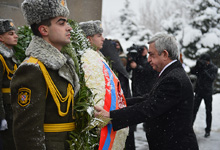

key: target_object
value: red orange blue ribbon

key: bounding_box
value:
[98,61,126,150]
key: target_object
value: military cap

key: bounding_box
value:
[79,20,103,37]
[21,0,69,25]
[0,19,16,35]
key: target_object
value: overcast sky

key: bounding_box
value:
[102,0,146,19]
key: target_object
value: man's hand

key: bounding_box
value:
[94,106,110,119]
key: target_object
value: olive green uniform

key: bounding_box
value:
[10,36,79,150]
[0,41,17,150]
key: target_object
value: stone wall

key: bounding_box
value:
[0,0,102,27]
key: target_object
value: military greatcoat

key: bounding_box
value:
[0,41,17,150]
[10,36,80,150]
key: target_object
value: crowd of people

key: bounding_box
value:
[0,0,218,150]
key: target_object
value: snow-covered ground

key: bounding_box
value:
[134,93,220,150]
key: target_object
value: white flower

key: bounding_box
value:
[81,49,106,107]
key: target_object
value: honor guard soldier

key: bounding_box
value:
[10,0,80,150]
[79,20,129,150]
[0,19,18,150]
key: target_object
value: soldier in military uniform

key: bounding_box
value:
[79,20,129,150]
[10,0,80,150]
[0,19,18,150]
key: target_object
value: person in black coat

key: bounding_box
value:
[95,33,199,150]
[100,39,131,99]
[127,45,158,97]
[190,53,218,137]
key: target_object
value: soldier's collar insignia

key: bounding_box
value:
[18,88,31,107]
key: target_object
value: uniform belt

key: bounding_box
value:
[44,122,75,132]
[2,88,11,93]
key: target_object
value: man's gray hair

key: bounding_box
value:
[148,33,179,60]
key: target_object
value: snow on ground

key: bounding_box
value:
[193,94,220,150]
[134,93,220,150]
[135,124,149,150]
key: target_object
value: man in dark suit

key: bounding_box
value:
[95,33,199,150]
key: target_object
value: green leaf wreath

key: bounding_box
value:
[13,19,111,150]
[64,19,99,150]
[13,25,33,64]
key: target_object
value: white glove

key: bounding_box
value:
[0,119,8,131]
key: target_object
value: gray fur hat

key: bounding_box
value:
[0,19,16,35]
[21,0,70,25]
[79,20,103,37]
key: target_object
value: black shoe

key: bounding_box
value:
[204,132,210,138]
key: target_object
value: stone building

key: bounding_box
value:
[0,0,102,27]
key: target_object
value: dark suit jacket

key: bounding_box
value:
[110,60,199,150]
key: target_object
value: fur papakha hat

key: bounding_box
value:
[79,20,103,37]
[21,0,70,25]
[0,19,16,35]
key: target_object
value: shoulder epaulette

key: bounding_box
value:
[0,54,17,80]
[23,56,74,118]
[23,57,39,65]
